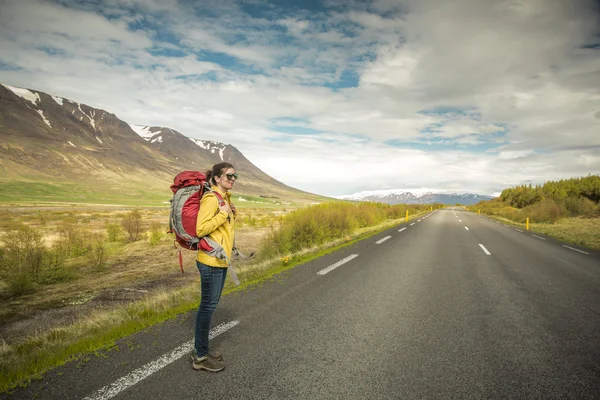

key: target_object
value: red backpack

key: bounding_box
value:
[169,171,226,271]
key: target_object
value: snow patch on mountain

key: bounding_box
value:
[189,138,227,161]
[52,95,64,105]
[35,109,51,127]
[2,84,40,106]
[129,124,157,140]
[77,103,95,130]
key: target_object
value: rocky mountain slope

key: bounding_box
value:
[0,83,319,202]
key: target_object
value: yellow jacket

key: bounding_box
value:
[195,186,235,267]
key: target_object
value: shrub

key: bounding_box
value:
[56,224,90,257]
[105,223,122,242]
[149,222,165,246]
[564,196,596,217]
[87,233,107,272]
[0,227,45,295]
[121,210,143,242]
[525,199,563,223]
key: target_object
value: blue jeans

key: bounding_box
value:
[195,261,228,357]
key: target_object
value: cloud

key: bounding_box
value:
[0,0,599,196]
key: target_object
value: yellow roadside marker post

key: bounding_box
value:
[430,206,433,211]
[405,210,409,222]
[526,217,530,230]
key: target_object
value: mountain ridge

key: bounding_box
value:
[337,189,494,205]
[0,82,322,204]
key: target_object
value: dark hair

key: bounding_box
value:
[206,162,235,185]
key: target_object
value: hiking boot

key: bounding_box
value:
[192,355,225,372]
[190,349,223,361]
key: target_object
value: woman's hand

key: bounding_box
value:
[219,202,231,215]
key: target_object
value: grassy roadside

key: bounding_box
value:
[473,212,600,251]
[0,211,428,394]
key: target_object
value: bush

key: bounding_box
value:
[564,196,597,217]
[121,210,143,242]
[105,223,122,242]
[0,227,45,295]
[87,233,107,272]
[524,199,563,223]
[258,201,431,260]
[149,222,165,246]
[56,224,89,257]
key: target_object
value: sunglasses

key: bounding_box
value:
[225,173,238,181]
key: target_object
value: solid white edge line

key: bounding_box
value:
[532,235,546,241]
[398,227,407,232]
[376,235,392,244]
[562,245,589,255]
[479,244,491,255]
[317,254,359,275]
[465,227,469,230]
[83,320,240,400]
[410,223,415,226]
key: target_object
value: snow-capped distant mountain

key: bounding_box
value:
[337,189,494,205]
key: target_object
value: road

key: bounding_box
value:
[8,208,600,399]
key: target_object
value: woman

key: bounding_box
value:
[191,162,237,372]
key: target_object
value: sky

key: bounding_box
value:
[0,0,599,197]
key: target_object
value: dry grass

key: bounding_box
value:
[485,215,600,251]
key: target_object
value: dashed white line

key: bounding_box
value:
[532,235,546,241]
[317,254,359,275]
[398,227,407,232]
[376,236,392,244]
[459,219,462,222]
[503,224,510,227]
[465,227,469,231]
[417,219,422,222]
[83,320,240,400]
[479,244,491,255]
[515,229,524,232]
[562,245,589,255]
[410,223,415,226]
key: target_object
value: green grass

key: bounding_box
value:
[0,181,170,207]
[0,210,428,394]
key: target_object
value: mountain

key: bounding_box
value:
[0,83,323,204]
[337,189,494,205]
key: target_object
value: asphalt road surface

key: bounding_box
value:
[8,208,600,400]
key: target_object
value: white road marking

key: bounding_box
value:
[562,245,589,255]
[418,219,421,222]
[459,219,462,222]
[465,227,469,231]
[533,235,546,241]
[515,229,524,232]
[479,244,491,255]
[317,254,359,275]
[83,320,240,400]
[410,223,415,226]
[376,236,392,244]
[398,227,407,232]
[503,224,509,227]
